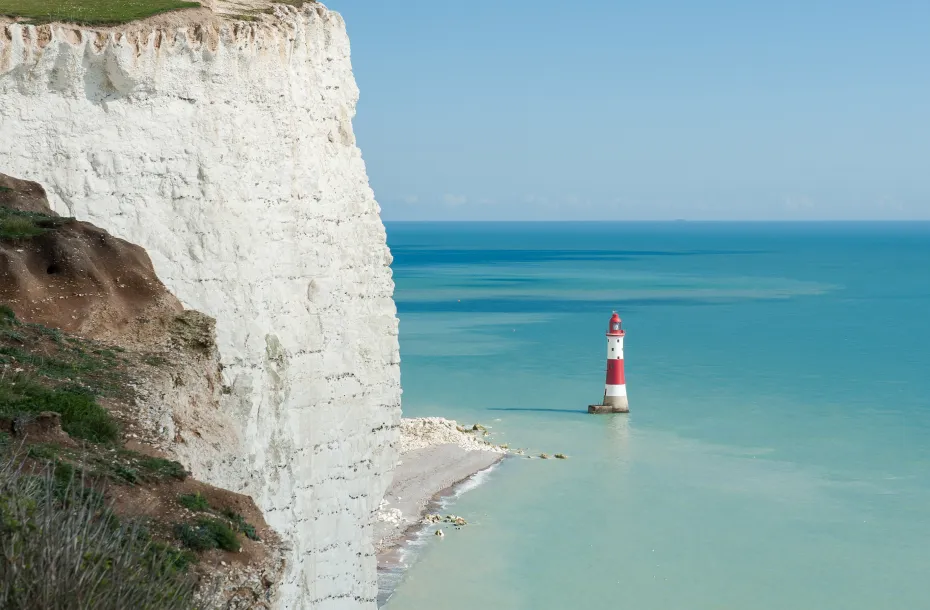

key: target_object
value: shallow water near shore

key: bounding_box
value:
[381,221,930,610]
[377,461,504,605]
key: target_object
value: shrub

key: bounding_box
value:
[199,518,240,552]
[178,492,210,512]
[222,508,260,541]
[175,517,240,553]
[113,464,140,484]
[0,455,196,609]
[174,522,216,552]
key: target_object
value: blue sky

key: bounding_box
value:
[326,1,929,221]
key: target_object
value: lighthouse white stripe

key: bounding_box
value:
[606,337,624,360]
[604,384,627,397]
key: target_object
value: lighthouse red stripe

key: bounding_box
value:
[606,359,625,385]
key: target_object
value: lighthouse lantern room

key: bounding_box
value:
[589,312,630,414]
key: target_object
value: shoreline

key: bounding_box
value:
[374,418,508,604]
[377,450,506,563]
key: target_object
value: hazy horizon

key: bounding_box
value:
[328,0,929,222]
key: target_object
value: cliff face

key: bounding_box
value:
[0,5,402,608]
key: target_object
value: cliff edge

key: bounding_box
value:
[0,4,402,608]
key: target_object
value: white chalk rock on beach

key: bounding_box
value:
[398,417,507,454]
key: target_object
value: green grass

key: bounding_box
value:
[1,329,24,343]
[26,444,59,460]
[0,375,119,444]
[177,492,210,512]
[22,443,188,487]
[148,541,198,573]
[112,463,140,484]
[0,308,127,444]
[0,306,15,323]
[0,310,130,399]
[0,0,201,24]
[0,207,69,239]
[0,344,111,380]
[106,452,188,485]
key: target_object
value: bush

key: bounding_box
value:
[113,464,140,484]
[0,455,196,609]
[178,492,210,512]
[174,521,216,552]
[222,508,260,541]
[175,517,240,553]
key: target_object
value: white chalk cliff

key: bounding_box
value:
[0,3,401,608]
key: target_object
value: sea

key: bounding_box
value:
[380,221,930,610]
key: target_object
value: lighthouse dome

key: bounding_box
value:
[607,312,624,335]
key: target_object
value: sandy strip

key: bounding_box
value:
[374,418,507,556]
[374,443,504,554]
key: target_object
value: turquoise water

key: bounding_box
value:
[382,222,930,610]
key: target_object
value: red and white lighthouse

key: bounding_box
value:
[589,312,630,414]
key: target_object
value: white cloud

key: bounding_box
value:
[442,193,468,206]
[401,194,420,204]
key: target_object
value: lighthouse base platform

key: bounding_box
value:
[588,404,629,414]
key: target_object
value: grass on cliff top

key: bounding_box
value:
[0,206,70,239]
[0,0,201,24]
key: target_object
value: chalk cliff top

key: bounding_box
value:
[0,0,337,67]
